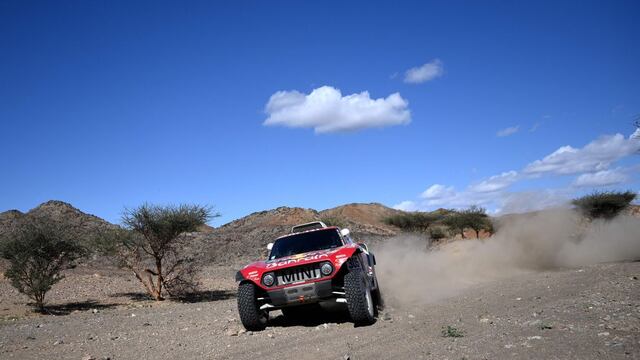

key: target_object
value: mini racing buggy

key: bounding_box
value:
[235,221,383,330]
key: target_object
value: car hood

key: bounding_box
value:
[238,244,359,285]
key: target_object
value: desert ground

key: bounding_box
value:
[1,260,638,360]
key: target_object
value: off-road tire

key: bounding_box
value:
[372,284,384,313]
[344,268,376,325]
[237,282,268,331]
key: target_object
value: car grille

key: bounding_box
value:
[275,264,321,285]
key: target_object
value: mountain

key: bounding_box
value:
[318,202,404,236]
[191,203,403,265]
[0,200,404,265]
[0,200,117,247]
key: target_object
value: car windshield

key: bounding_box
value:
[269,229,343,260]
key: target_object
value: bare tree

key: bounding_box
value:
[98,204,217,300]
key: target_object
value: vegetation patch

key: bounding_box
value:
[0,216,85,312]
[96,204,217,301]
[572,191,636,220]
[441,325,464,338]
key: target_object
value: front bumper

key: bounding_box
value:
[267,279,334,306]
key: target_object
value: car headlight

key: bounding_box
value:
[262,272,275,287]
[320,262,334,276]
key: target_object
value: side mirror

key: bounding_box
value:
[340,228,350,237]
[267,243,273,251]
[358,243,369,253]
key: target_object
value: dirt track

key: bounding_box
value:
[1,261,639,360]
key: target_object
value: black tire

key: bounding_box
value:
[237,282,268,331]
[344,268,376,325]
[372,284,384,313]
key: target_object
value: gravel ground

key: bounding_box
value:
[1,262,639,360]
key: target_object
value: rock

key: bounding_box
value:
[527,320,541,327]
[408,314,415,319]
[343,355,351,360]
[479,318,490,324]
[267,333,274,338]
[382,312,392,321]
[81,356,95,360]
[53,339,64,345]
[598,332,610,337]
[91,309,99,314]
[225,328,239,336]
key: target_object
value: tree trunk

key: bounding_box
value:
[155,258,164,301]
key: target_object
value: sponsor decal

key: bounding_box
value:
[266,253,329,269]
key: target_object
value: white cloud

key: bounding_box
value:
[263,86,411,133]
[393,201,418,211]
[524,134,640,175]
[497,126,520,137]
[392,130,640,215]
[403,59,443,84]
[469,171,518,193]
[572,168,629,188]
[499,190,570,214]
[420,184,455,199]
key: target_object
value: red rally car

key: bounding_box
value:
[235,221,383,330]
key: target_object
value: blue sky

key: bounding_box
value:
[1,1,639,225]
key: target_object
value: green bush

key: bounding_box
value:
[0,218,84,311]
[572,191,636,219]
[384,212,443,232]
[441,325,464,338]
[428,226,448,241]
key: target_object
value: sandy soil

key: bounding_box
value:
[1,262,639,360]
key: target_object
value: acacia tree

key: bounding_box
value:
[572,191,636,220]
[99,204,216,300]
[1,217,84,311]
[442,211,467,238]
[461,206,493,238]
[443,206,493,239]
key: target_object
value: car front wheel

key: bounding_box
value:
[237,282,268,331]
[344,268,376,325]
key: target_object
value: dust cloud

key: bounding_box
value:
[375,210,640,305]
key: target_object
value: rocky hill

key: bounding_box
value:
[191,203,403,265]
[2,200,638,266]
[0,200,117,247]
[318,203,404,236]
[0,201,404,265]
